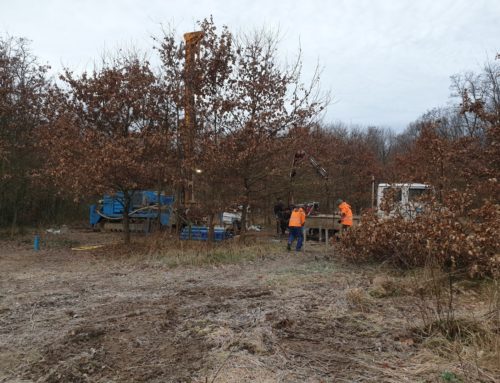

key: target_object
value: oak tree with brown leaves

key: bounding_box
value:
[156,19,327,239]
[42,54,167,243]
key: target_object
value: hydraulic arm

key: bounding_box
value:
[288,150,331,210]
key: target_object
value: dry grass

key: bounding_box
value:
[83,230,284,268]
[1,228,499,382]
[400,266,500,382]
[145,238,283,267]
[345,287,372,311]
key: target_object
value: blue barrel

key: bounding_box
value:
[34,235,40,251]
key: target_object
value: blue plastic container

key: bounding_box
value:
[180,226,231,241]
[34,235,40,251]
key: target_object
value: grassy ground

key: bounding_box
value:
[0,229,498,382]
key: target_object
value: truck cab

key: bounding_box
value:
[376,183,431,219]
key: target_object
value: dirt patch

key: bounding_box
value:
[24,293,211,382]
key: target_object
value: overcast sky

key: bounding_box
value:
[1,0,499,131]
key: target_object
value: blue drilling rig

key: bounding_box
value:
[89,191,174,232]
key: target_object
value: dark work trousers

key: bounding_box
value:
[288,226,303,250]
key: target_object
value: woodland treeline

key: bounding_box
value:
[1,18,499,241]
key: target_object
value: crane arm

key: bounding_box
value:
[307,155,328,179]
[288,150,330,208]
[290,150,328,180]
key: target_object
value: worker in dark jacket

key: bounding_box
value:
[273,198,285,236]
[287,205,306,251]
[279,206,291,236]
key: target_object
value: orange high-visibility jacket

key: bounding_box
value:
[339,202,353,226]
[289,208,306,227]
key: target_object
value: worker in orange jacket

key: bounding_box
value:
[336,199,353,231]
[287,205,306,251]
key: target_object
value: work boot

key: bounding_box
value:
[287,243,291,251]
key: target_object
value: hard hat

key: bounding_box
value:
[335,199,343,206]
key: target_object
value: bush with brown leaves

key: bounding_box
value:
[340,194,500,277]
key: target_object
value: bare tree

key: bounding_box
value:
[220,29,326,235]
[0,36,52,232]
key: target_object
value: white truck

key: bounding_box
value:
[376,183,432,219]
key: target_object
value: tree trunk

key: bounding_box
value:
[157,188,161,226]
[325,182,331,213]
[174,186,183,235]
[240,202,248,241]
[122,192,131,244]
[240,179,250,241]
[208,213,215,244]
[10,204,18,238]
[265,193,272,225]
[10,183,23,237]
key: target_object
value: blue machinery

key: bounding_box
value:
[89,191,174,232]
[89,190,232,241]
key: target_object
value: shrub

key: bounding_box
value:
[340,193,500,277]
